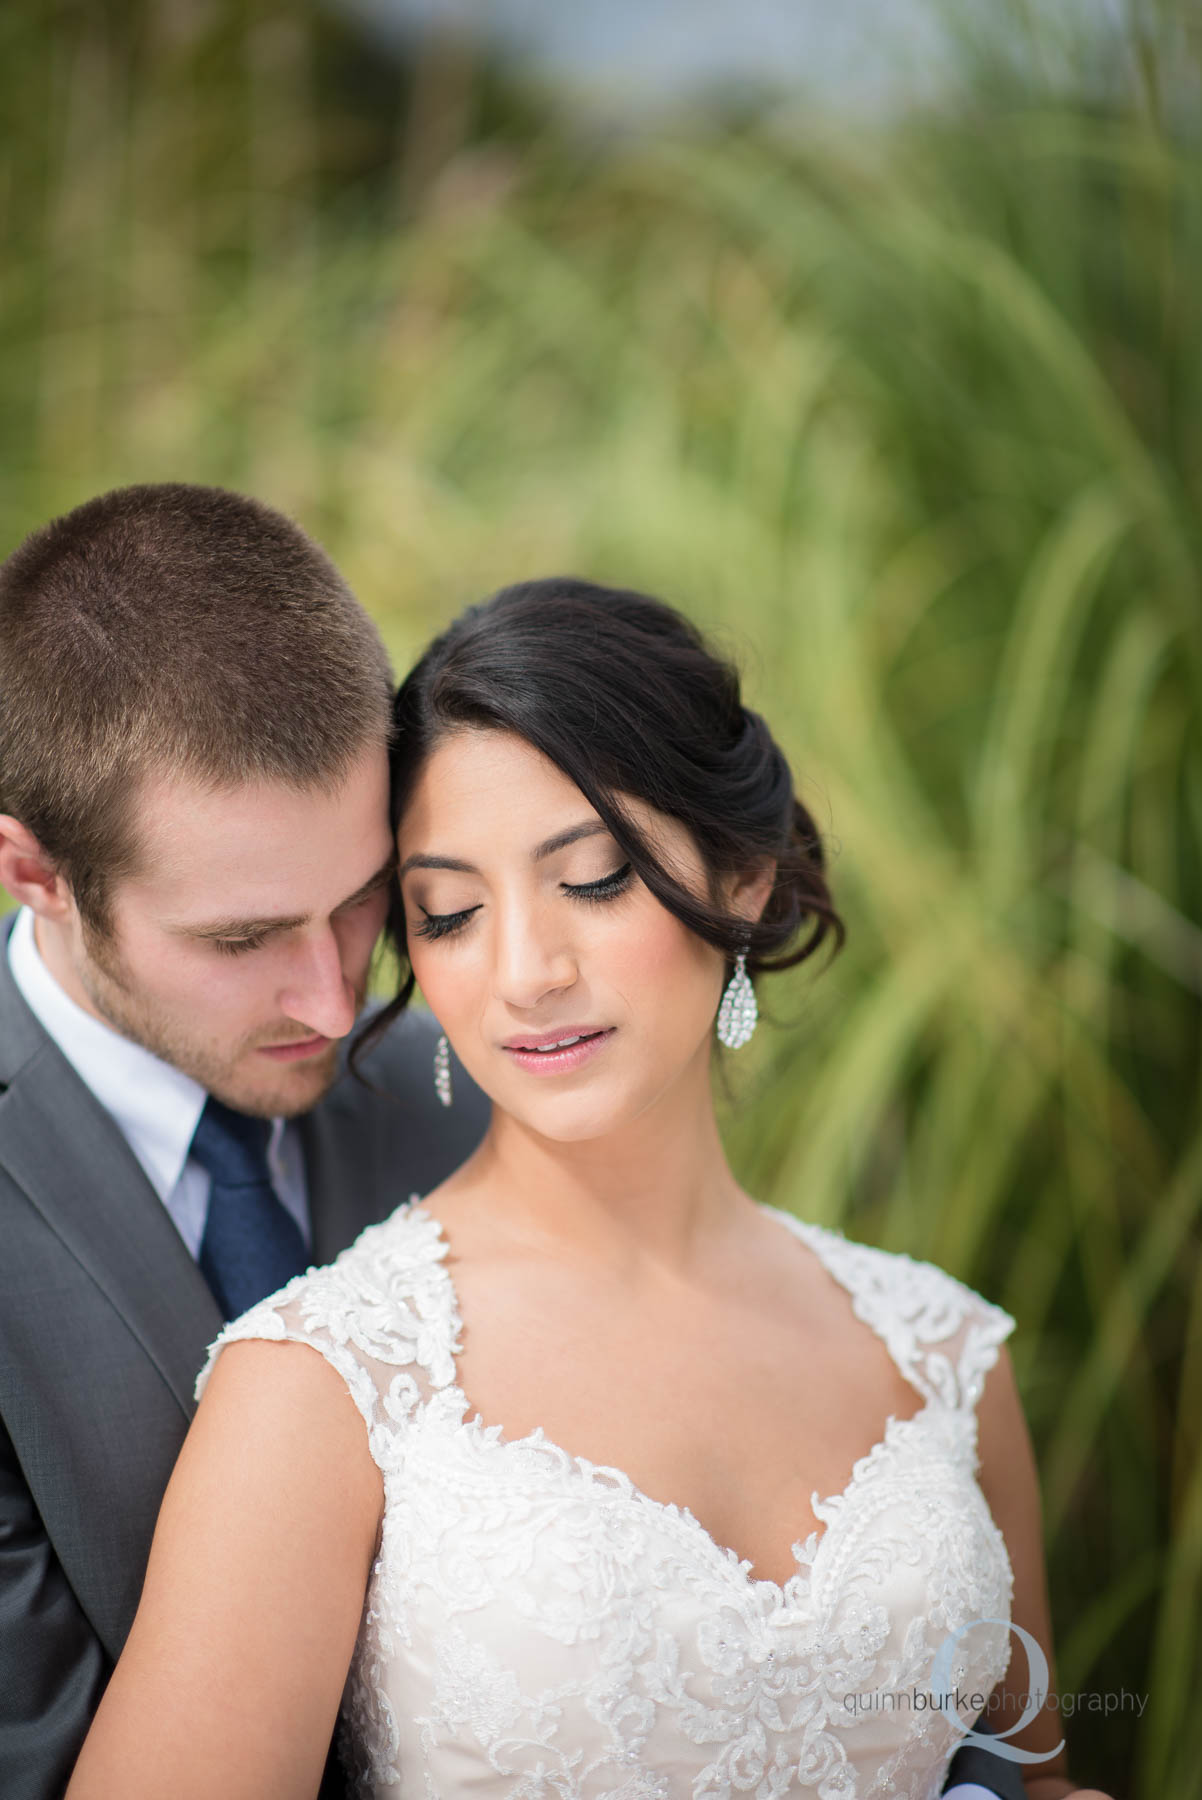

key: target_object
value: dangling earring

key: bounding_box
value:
[716,947,757,1049]
[434,1033,453,1107]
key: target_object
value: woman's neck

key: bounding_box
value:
[440,1051,754,1278]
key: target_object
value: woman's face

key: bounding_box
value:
[397,728,756,1143]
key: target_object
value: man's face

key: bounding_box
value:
[60,744,393,1117]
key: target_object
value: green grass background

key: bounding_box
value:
[2,2,1198,1792]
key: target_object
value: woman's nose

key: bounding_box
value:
[492,909,578,1010]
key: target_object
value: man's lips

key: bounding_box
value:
[256,1035,333,1062]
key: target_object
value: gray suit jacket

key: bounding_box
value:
[0,930,489,1800]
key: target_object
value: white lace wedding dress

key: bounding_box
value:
[196,1201,1016,1799]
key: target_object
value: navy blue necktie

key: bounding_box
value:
[191,1096,309,1321]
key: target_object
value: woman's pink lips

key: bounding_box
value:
[502,1027,615,1076]
[257,1035,332,1062]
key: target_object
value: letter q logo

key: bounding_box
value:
[929,1619,1064,1764]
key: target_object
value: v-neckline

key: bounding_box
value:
[409,1201,937,1597]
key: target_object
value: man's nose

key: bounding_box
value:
[277,928,358,1040]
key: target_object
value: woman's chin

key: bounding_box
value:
[494,1083,643,1146]
[485,1052,706,1146]
[514,1104,628,1145]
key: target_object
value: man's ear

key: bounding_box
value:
[0,816,74,922]
[727,856,777,928]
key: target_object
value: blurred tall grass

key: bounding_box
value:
[2,2,1199,1792]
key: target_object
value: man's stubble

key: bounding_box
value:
[78,922,353,1119]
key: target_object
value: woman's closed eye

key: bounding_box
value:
[412,862,634,942]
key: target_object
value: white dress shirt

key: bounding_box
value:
[7,905,310,1258]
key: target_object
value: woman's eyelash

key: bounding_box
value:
[413,906,481,942]
[412,863,634,942]
[564,862,634,903]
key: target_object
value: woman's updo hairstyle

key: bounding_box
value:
[362,577,844,1047]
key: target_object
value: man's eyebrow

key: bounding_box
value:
[177,911,308,942]
[398,820,611,882]
[176,856,395,941]
[334,856,395,912]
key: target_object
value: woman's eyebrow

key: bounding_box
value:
[398,820,610,881]
[531,820,610,862]
[397,852,477,878]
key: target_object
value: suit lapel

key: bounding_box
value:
[299,1078,385,1266]
[0,914,392,1402]
[0,939,222,1418]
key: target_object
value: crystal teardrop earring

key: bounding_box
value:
[715,948,757,1049]
[433,1033,453,1107]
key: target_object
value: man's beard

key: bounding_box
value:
[78,924,353,1119]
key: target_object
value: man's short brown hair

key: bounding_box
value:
[0,483,393,928]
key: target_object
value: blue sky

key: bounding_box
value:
[333,0,963,119]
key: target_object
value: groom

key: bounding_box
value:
[0,484,489,1800]
[0,484,1022,1800]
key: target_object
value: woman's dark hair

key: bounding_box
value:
[356,576,844,1063]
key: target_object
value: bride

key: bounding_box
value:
[67,578,1111,1799]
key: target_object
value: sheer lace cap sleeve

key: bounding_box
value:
[765,1207,1016,1416]
[193,1204,458,1471]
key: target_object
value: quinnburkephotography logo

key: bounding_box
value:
[841,1619,1148,1764]
[931,1619,1061,1764]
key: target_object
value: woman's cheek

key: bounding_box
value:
[408,944,454,1023]
[412,939,493,1051]
[600,901,722,1009]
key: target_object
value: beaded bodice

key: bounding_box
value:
[197,1202,1015,1798]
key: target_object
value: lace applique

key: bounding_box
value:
[195,1201,456,1454]
[762,1209,1016,1415]
[196,1203,1016,1799]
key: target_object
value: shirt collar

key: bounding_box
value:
[7,906,208,1202]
